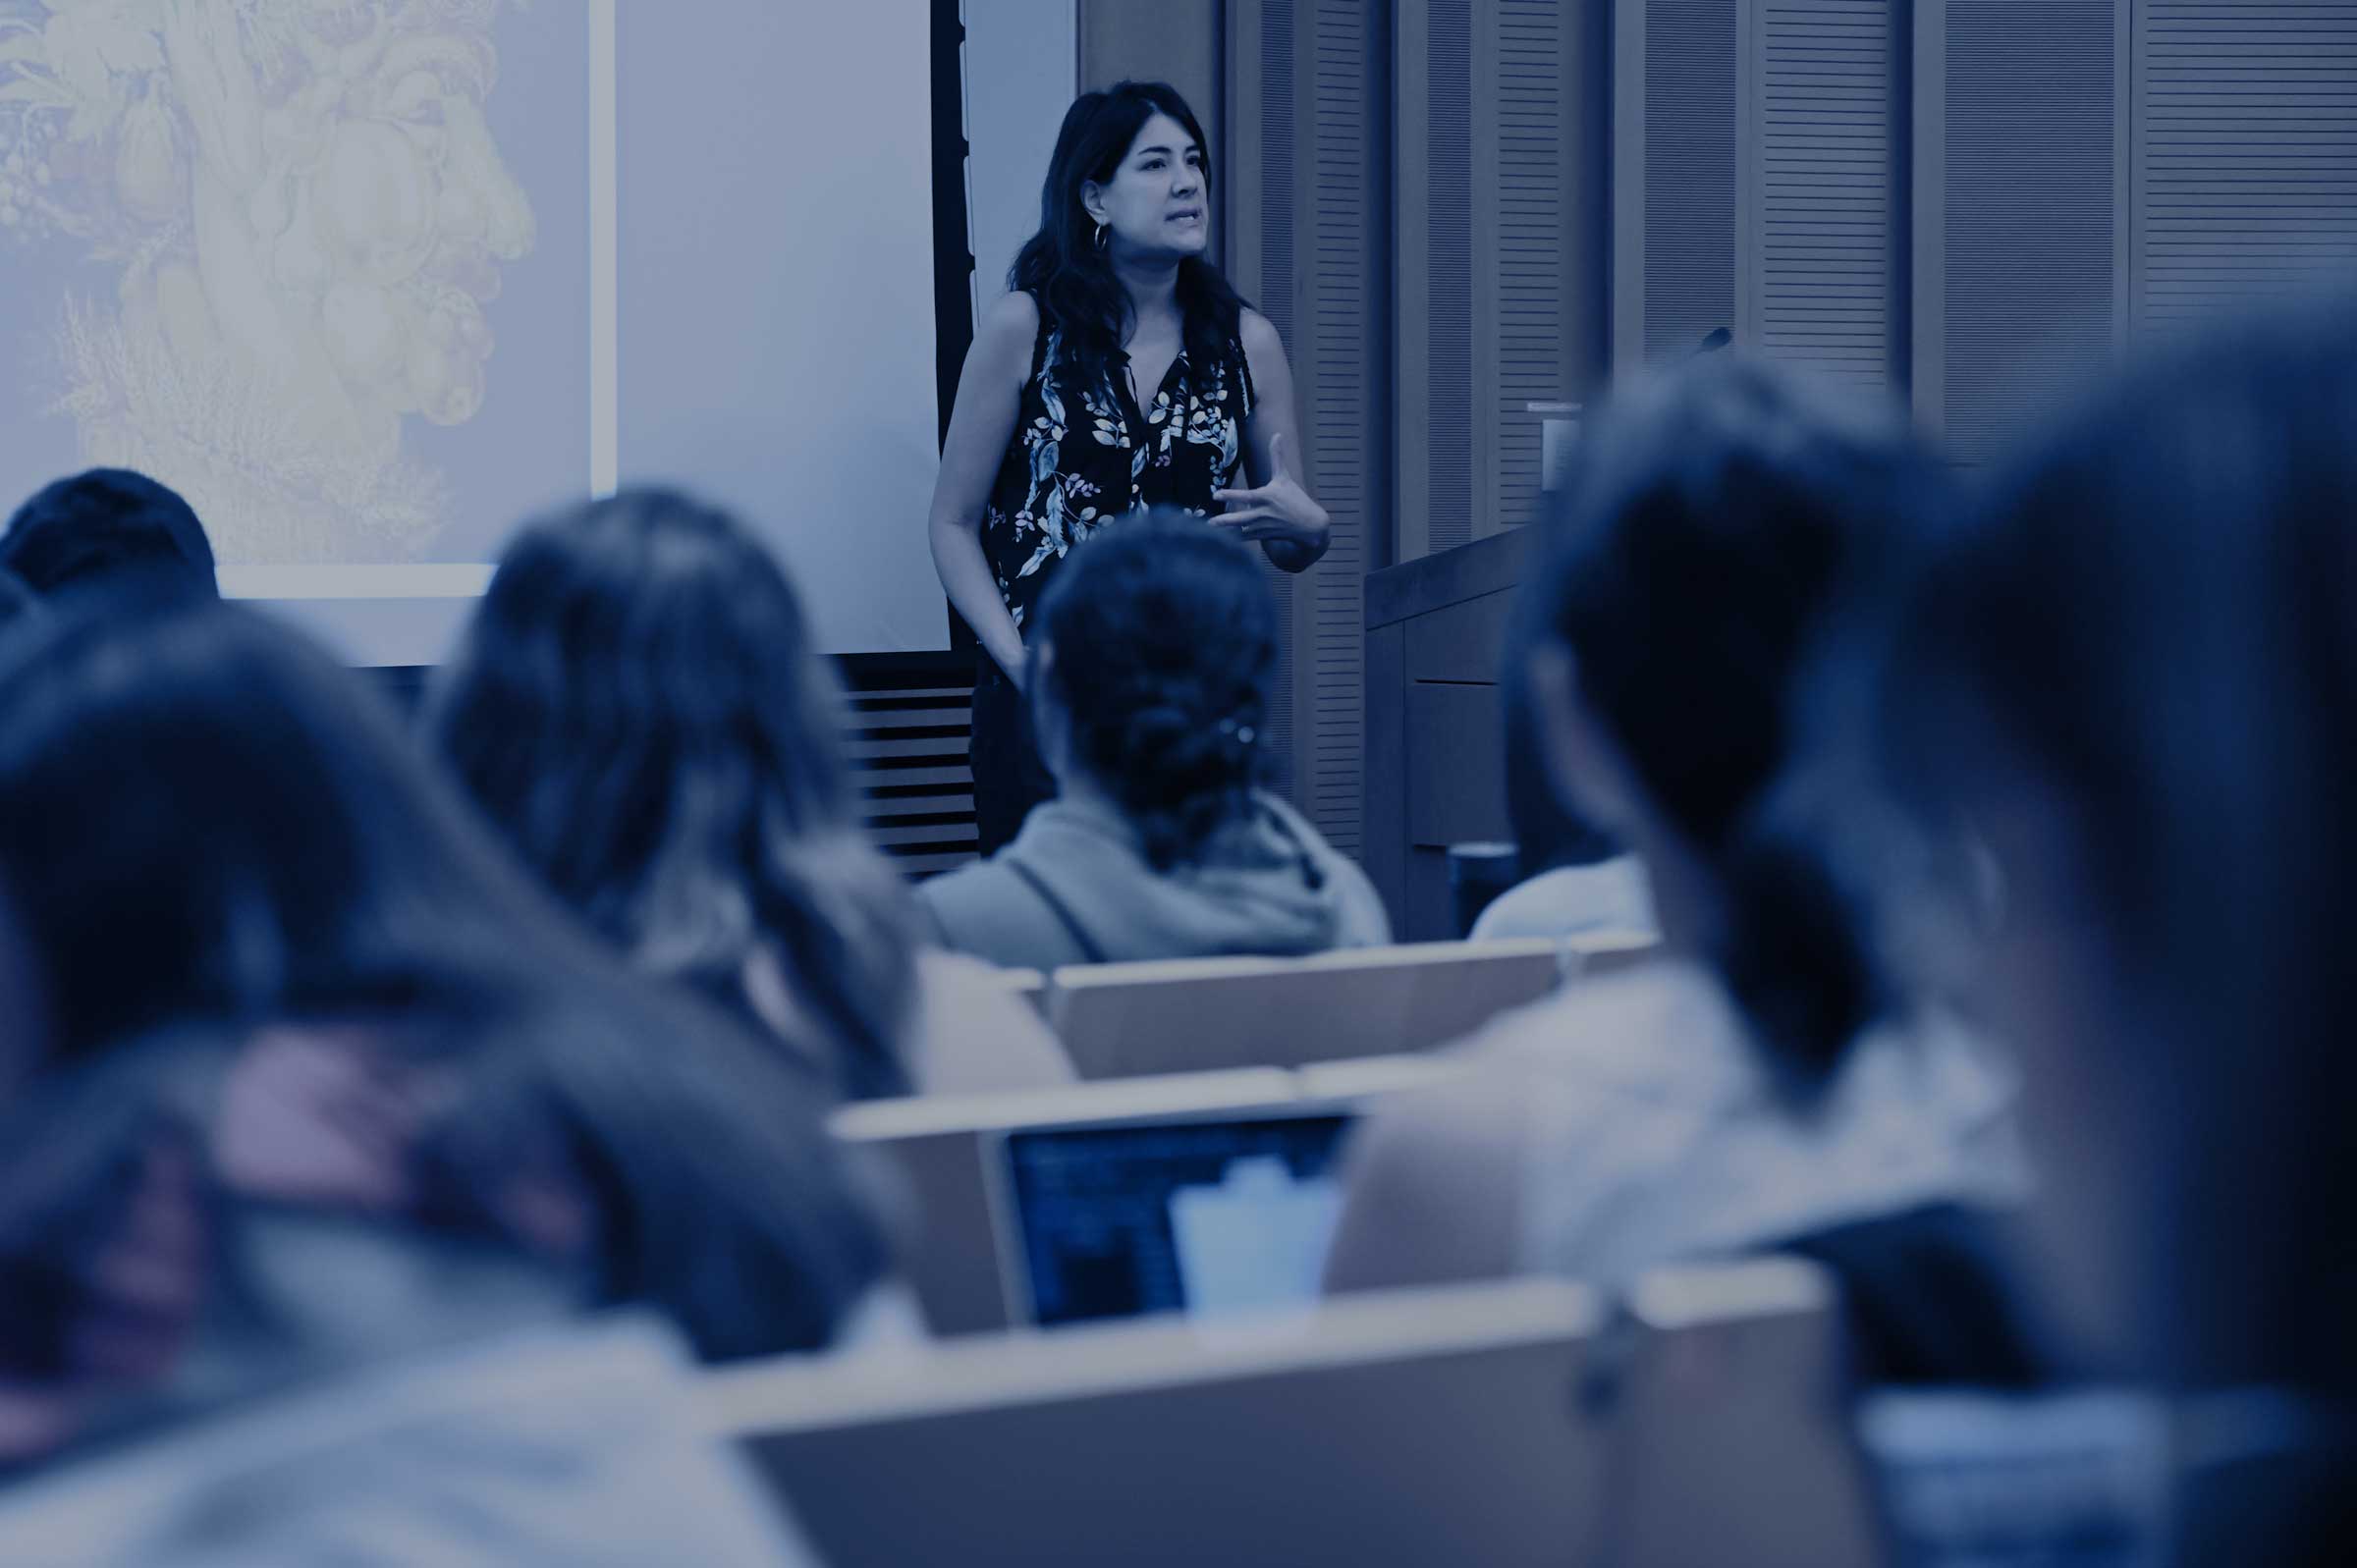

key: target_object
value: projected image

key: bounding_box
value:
[0,0,577,563]
[0,1,938,661]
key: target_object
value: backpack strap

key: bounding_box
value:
[1005,859,1110,967]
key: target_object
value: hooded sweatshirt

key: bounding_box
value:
[918,789,1391,971]
[0,1316,822,1567]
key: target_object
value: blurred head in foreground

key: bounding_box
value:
[0,599,887,1463]
[1514,351,1945,1088]
[1870,299,2357,1403]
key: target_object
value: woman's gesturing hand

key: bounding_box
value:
[1211,433,1331,554]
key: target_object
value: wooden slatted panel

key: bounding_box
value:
[1939,0,2121,464]
[2135,2,2357,336]
[1645,0,1739,362]
[1256,0,1300,801]
[841,659,979,876]
[1494,0,1575,524]
[1428,0,1475,553]
[1301,0,1384,854]
[1758,0,1893,386]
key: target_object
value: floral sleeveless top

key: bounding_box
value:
[982,297,1256,634]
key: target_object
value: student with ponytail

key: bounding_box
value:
[1324,355,2030,1365]
[919,512,1386,970]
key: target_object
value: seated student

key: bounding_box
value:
[427,489,1070,1100]
[1323,356,2028,1353]
[1868,302,2357,1564]
[919,513,1390,969]
[0,597,892,1475]
[0,469,218,602]
[1467,667,1656,942]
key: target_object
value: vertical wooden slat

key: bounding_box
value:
[1259,0,1301,803]
[1916,0,2125,462]
[1429,0,1478,552]
[1489,0,1578,532]
[1393,1,1436,564]
[1227,0,1386,852]
[1752,0,1898,389]
[1633,0,1740,368]
[1299,0,1389,854]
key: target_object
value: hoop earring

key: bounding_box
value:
[1093,221,1108,252]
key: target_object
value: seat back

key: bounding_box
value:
[1589,1259,1885,1568]
[718,1257,1869,1568]
[713,1278,1613,1568]
[833,1069,1303,1335]
[1047,936,1639,1079]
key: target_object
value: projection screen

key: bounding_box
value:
[0,0,946,661]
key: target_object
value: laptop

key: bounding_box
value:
[993,1108,1356,1327]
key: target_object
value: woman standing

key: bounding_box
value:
[930,81,1332,853]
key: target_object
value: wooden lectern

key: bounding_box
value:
[1362,527,1532,941]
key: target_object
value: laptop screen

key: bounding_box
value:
[1003,1113,1354,1326]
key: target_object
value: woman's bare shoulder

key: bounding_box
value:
[1237,307,1284,357]
[978,289,1041,345]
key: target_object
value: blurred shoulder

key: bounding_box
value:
[905,947,1074,1093]
[1454,958,1742,1089]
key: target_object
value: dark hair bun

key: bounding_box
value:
[1036,513,1277,870]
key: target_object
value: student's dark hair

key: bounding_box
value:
[427,488,917,1102]
[0,598,889,1360]
[1,468,218,602]
[1011,81,1249,400]
[1501,656,1617,875]
[1875,297,2357,1396]
[0,568,38,632]
[1035,512,1275,870]
[1519,352,1937,1081]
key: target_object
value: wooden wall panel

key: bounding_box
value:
[1403,0,1602,560]
[1748,0,1899,389]
[1228,0,1390,854]
[1488,0,1584,529]
[1913,0,2128,460]
[2131,2,2357,337]
[1616,0,1741,370]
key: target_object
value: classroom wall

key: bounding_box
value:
[964,1,1080,322]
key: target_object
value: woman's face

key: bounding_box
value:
[1086,111,1209,259]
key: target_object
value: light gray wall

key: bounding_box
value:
[963,1,1078,319]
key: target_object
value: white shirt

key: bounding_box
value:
[1326,959,2029,1294]
[1469,856,1658,943]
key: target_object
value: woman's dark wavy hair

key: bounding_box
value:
[0,597,888,1361]
[1875,297,2357,1396]
[1519,352,1940,1082]
[1035,511,1275,870]
[427,489,917,1102]
[1011,81,1249,400]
